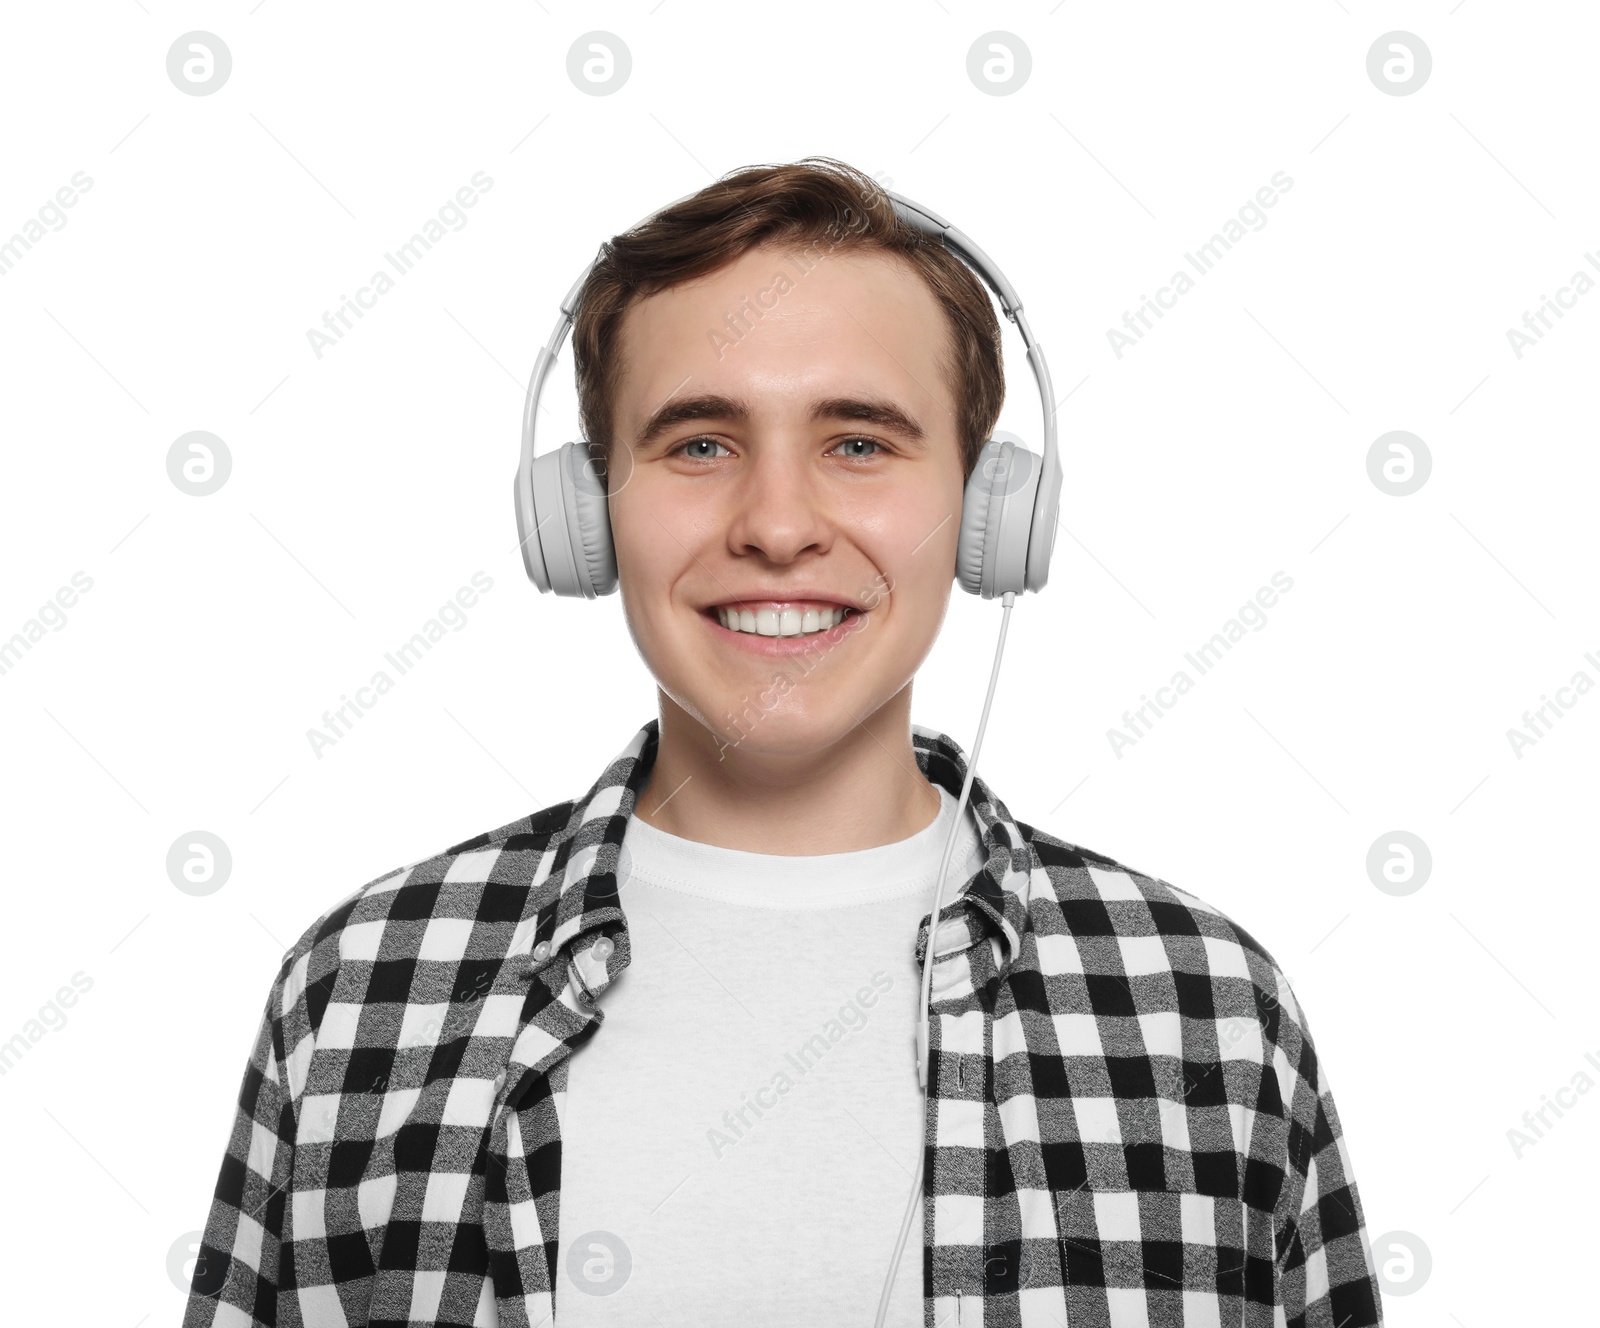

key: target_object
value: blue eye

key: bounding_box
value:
[672,437,731,460]
[832,437,882,459]
[669,436,885,459]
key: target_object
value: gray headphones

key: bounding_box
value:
[514,186,1063,601]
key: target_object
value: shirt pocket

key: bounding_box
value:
[1045,1185,1258,1328]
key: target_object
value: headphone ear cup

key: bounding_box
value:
[526,441,618,598]
[956,436,1043,599]
[564,442,618,597]
[955,447,996,597]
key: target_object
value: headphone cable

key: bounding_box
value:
[875,588,1017,1327]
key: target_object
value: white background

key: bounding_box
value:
[1,2,1594,1323]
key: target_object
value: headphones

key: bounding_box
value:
[513,186,1063,602]
[513,181,1062,1325]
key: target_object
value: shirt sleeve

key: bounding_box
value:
[1272,992,1384,1327]
[182,964,295,1327]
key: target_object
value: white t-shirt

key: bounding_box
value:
[555,783,987,1326]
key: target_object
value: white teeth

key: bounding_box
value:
[715,605,852,637]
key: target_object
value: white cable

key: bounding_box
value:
[875,589,1017,1328]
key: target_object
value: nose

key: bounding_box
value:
[722,446,837,564]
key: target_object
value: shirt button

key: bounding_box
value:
[533,941,551,961]
[493,1071,506,1091]
[591,936,613,961]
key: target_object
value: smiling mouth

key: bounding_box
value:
[704,604,860,638]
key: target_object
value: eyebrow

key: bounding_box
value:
[633,393,927,450]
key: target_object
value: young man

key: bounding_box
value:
[185,159,1383,1327]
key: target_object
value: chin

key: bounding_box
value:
[677,687,879,758]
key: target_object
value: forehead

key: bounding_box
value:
[612,243,955,431]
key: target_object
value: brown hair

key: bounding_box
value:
[568,156,1005,490]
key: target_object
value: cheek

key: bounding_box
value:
[879,477,963,562]
[868,511,960,610]
[611,482,716,563]
[609,496,679,594]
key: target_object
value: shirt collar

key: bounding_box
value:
[530,716,1035,1002]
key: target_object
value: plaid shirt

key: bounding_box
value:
[185,716,1382,1327]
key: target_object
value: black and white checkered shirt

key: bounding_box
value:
[184,717,1382,1327]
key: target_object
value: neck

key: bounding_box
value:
[633,687,941,855]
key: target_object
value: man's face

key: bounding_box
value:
[606,241,967,758]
